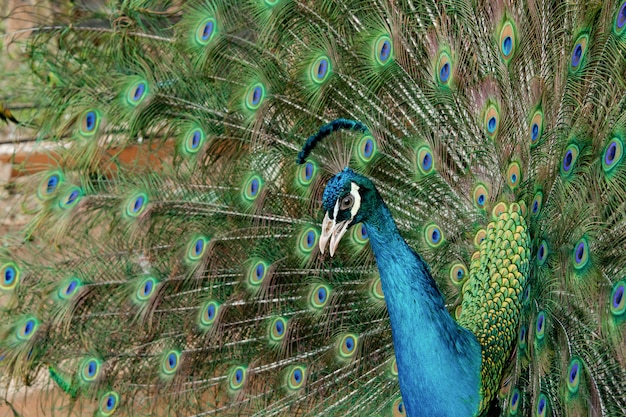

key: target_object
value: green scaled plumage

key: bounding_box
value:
[1,0,626,416]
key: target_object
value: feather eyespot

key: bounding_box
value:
[243,175,263,202]
[374,35,393,65]
[310,284,330,310]
[229,366,247,390]
[569,35,588,72]
[38,171,63,200]
[59,186,82,209]
[16,317,39,341]
[161,350,180,377]
[572,238,589,270]
[392,398,406,416]
[370,276,385,300]
[603,137,623,173]
[269,317,287,342]
[80,358,101,383]
[416,146,434,175]
[245,83,265,110]
[79,110,100,137]
[567,358,581,394]
[187,235,209,262]
[499,21,516,61]
[535,393,548,417]
[610,280,625,316]
[125,192,148,218]
[390,358,398,377]
[199,300,220,329]
[424,223,444,248]
[310,56,331,84]
[436,52,452,85]
[125,78,148,107]
[509,388,521,415]
[338,334,358,359]
[248,260,268,286]
[472,184,489,210]
[352,223,369,245]
[507,162,521,189]
[58,277,81,300]
[1,262,19,291]
[535,311,546,340]
[530,110,543,145]
[99,392,119,416]
[183,127,205,154]
[484,105,500,139]
[357,135,377,163]
[561,144,579,176]
[531,191,542,217]
[298,161,317,186]
[299,228,319,254]
[474,229,487,248]
[450,263,467,284]
[135,277,158,302]
[285,365,306,390]
[537,240,548,266]
[195,18,216,45]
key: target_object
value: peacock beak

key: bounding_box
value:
[320,212,350,257]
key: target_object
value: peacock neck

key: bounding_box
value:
[363,197,483,417]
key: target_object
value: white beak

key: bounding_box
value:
[319,212,350,257]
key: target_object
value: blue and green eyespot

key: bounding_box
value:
[269,317,288,342]
[298,227,319,254]
[436,52,452,85]
[1,262,20,291]
[245,83,265,110]
[58,277,81,300]
[38,171,64,200]
[198,300,220,329]
[124,192,148,218]
[187,235,209,262]
[195,17,216,45]
[124,77,149,107]
[449,263,467,285]
[59,186,83,209]
[357,135,378,163]
[79,109,101,137]
[416,146,434,175]
[134,276,159,303]
[248,260,269,286]
[337,333,358,359]
[16,317,39,341]
[374,35,393,66]
[285,365,306,390]
[309,283,331,310]
[99,391,119,416]
[569,34,589,72]
[610,280,625,316]
[310,55,332,84]
[80,357,102,383]
[297,161,318,186]
[572,237,589,270]
[229,366,247,391]
[243,175,263,202]
[161,350,181,378]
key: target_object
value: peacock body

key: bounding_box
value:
[1,0,626,416]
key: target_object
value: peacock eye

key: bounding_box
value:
[340,195,354,210]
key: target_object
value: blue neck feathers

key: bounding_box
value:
[363,196,482,417]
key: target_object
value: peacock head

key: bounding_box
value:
[320,167,377,256]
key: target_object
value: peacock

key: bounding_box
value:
[1,0,626,416]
